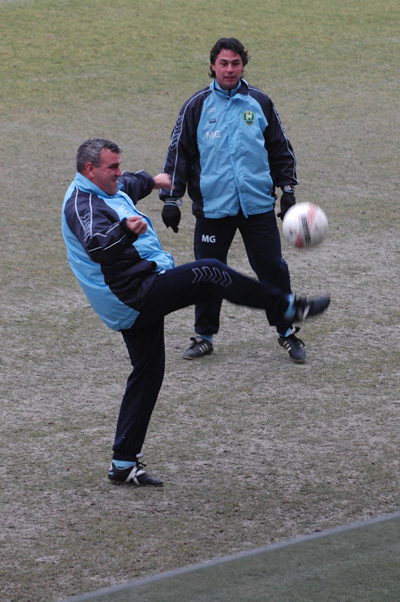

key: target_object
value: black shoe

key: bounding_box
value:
[183,336,213,360]
[293,294,330,322]
[108,461,163,487]
[278,327,306,363]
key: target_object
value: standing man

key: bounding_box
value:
[160,37,307,363]
[62,138,329,487]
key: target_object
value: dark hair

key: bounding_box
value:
[76,138,122,173]
[209,37,249,78]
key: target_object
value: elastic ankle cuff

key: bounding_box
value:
[196,334,213,343]
[113,460,136,469]
[279,327,293,338]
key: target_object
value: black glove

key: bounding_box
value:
[277,186,296,221]
[162,201,181,233]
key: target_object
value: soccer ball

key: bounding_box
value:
[282,202,328,249]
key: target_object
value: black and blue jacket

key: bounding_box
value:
[62,171,174,331]
[160,79,297,218]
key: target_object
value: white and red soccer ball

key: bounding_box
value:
[282,202,328,249]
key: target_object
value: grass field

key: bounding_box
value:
[1,0,399,600]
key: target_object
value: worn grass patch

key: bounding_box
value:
[0,0,399,600]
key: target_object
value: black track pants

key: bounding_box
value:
[193,210,292,337]
[113,258,290,461]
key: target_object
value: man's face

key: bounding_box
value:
[86,148,122,196]
[211,49,244,90]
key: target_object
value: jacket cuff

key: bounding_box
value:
[120,217,139,241]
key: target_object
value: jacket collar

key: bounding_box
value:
[211,78,249,97]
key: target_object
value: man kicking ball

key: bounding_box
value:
[62,138,330,487]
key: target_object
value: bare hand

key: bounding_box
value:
[153,173,173,190]
[126,215,148,235]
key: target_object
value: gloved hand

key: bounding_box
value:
[277,186,296,221]
[162,200,181,233]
